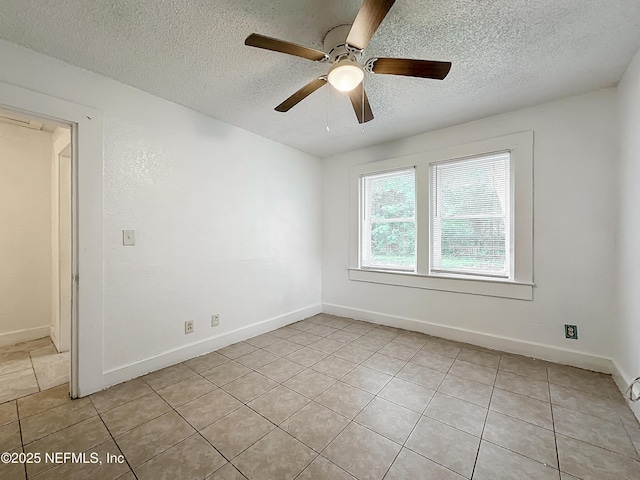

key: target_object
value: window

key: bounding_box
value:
[431,152,511,278]
[349,132,533,300]
[361,169,416,270]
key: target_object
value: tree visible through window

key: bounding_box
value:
[361,169,416,270]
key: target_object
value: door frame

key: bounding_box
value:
[0,81,104,398]
[55,142,72,354]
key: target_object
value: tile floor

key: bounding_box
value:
[0,337,69,404]
[1,314,640,479]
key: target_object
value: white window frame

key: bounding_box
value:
[360,168,416,272]
[430,152,512,279]
[349,131,534,300]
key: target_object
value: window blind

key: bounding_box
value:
[431,152,511,277]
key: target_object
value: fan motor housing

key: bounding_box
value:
[323,25,362,63]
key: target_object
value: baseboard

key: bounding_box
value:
[49,325,60,353]
[322,303,615,374]
[611,360,640,423]
[101,303,321,390]
[0,326,50,348]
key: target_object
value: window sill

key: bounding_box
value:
[348,268,534,300]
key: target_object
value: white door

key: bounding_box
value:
[58,151,72,352]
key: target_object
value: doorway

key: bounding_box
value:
[0,79,104,399]
[0,109,73,403]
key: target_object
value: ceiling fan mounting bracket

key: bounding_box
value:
[335,48,363,64]
[323,25,362,64]
[345,44,363,57]
[364,58,378,73]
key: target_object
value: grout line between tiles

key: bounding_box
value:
[379,442,403,480]
[480,437,562,475]
[311,332,449,479]
[498,386,638,462]
[469,353,499,479]
[86,403,140,480]
[400,443,470,479]
[91,394,147,480]
[27,350,42,394]
[9,316,638,480]
[185,353,313,462]
[551,407,640,461]
[99,391,175,438]
[489,386,553,419]
[90,384,157,416]
[166,401,237,463]
[17,408,27,480]
[292,453,353,480]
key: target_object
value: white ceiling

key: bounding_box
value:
[1,0,639,157]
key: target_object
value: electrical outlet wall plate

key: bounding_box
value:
[212,314,219,327]
[565,324,578,339]
[185,320,194,334]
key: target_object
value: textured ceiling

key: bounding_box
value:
[1,0,639,157]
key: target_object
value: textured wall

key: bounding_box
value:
[101,102,323,372]
[0,39,322,374]
[322,89,618,362]
[615,46,640,391]
[0,123,52,338]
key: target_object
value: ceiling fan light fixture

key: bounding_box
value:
[327,59,365,92]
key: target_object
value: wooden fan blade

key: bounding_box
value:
[347,0,396,51]
[245,33,329,62]
[348,83,374,124]
[275,77,328,112]
[370,58,452,79]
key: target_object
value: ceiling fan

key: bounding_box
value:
[244,0,451,124]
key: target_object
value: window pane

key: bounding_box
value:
[370,221,416,267]
[432,153,510,277]
[439,218,506,272]
[369,171,415,220]
[362,169,415,270]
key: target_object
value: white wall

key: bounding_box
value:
[322,89,618,369]
[0,39,321,387]
[0,122,52,345]
[615,46,640,410]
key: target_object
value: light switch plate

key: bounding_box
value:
[123,230,135,246]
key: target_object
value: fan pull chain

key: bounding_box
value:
[326,82,330,132]
[362,76,366,134]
